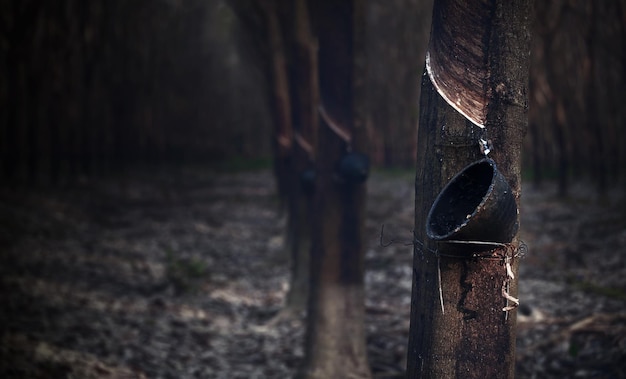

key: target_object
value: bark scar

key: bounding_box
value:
[456,261,477,320]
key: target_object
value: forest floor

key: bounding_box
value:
[1,166,625,379]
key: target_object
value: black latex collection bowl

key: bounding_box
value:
[338,151,370,184]
[426,158,518,244]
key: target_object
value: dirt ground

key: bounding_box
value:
[1,166,625,378]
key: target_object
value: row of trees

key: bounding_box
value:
[527,0,626,196]
[0,0,440,187]
[230,0,534,377]
[2,0,621,193]
[1,0,620,376]
[229,0,375,376]
[0,0,269,185]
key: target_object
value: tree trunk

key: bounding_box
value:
[283,0,318,312]
[585,3,608,199]
[553,100,570,198]
[265,0,294,204]
[407,0,531,377]
[300,1,371,378]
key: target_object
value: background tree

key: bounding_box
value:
[228,0,319,314]
[407,0,532,377]
[281,0,319,311]
[299,0,371,377]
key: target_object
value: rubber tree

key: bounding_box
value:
[407,0,531,378]
[229,0,318,313]
[299,0,371,378]
[281,0,319,311]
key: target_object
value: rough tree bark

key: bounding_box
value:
[407,0,531,378]
[299,0,371,378]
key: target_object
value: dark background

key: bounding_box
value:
[1,0,624,192]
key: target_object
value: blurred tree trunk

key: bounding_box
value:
[282,0,318,312]
[2,1,40,183]
[261,0,301,310]
[407,0,531,377]
[228,0,316,314]
[259,0,292,204]
[299,0,371,378]
[264,0,313,314]
[553,100,570,197]
[585,3,606,198]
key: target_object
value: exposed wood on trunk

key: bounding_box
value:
[426,0,493,128]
